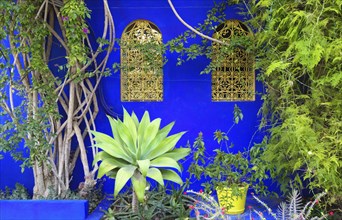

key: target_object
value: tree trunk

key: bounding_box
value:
[32,162,56,199]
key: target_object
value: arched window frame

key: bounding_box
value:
[211,20,255,101]
[120,20,163,102]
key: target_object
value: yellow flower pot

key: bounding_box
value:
[216,184,249,215]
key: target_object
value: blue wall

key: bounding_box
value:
[88,0,265,192]
[0,0,266,194]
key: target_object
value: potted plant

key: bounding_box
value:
[188,105,267,215]
[207,148,250,215]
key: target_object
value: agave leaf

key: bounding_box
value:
[91,131,133,163]
[107,169,118,179]
[107,116,135,158]
[131,172,147,202]
[150,157,181,172]
[92,137,133,163]
[160,169,183,185]
[106,115,125,146]
[97,160,119,179]
[146,168,164,186]
[116,122,136,155]
[147,132,186,160]
[162,148,191,161]
[93,151,107,165]
[138,118,161,156]
[137,159,150,177]
[123,108,138,149]
[131,111,140,128]
[141,121,175,158]
[137,111,150,148]
[93,151,129,167]
[114,165,136,198]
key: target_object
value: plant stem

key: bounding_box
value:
[132,190,139,213]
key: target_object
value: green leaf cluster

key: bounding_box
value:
[187,106,269,196]
[0,1,56,166]
[0,183,30,200]
[115,39,166,75]
[242,0,342,202]
[166,1,253,75]
[61,0,91,67]
[102,188,191,220]
[91,109,190,202]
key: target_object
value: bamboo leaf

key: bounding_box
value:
[265,61,290,76]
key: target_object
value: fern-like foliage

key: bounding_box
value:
[252,190,327,220]
[287,190,303,219]
[277,202,288,220]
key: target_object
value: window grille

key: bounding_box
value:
[212,20,255,101]
[121,20,163,101]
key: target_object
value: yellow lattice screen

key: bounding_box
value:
[121,20,163,101]
[212,20,255,101]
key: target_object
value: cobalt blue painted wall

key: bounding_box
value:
[87,0,266,192]
[0,200,88,220]
[0,0,268,194]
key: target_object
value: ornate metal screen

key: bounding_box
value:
[121,20,163,101]
[212,20,255,101]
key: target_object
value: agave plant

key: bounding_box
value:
[91,109,190,211]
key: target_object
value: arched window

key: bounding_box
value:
[212,20,255,101]
[121,20,163,101]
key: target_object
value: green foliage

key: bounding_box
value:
[92,109,190,202]
[239,0,342,203]
[113,38,167,75]
[1,0,114,198]
[168,0,342,206]
[36,182,104,213]
[0,0,55,166]
[102,188,191,220]
[188,106,268,197]
[0,183,30,200]
[61,0,91,67]
[166,1,253,75]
